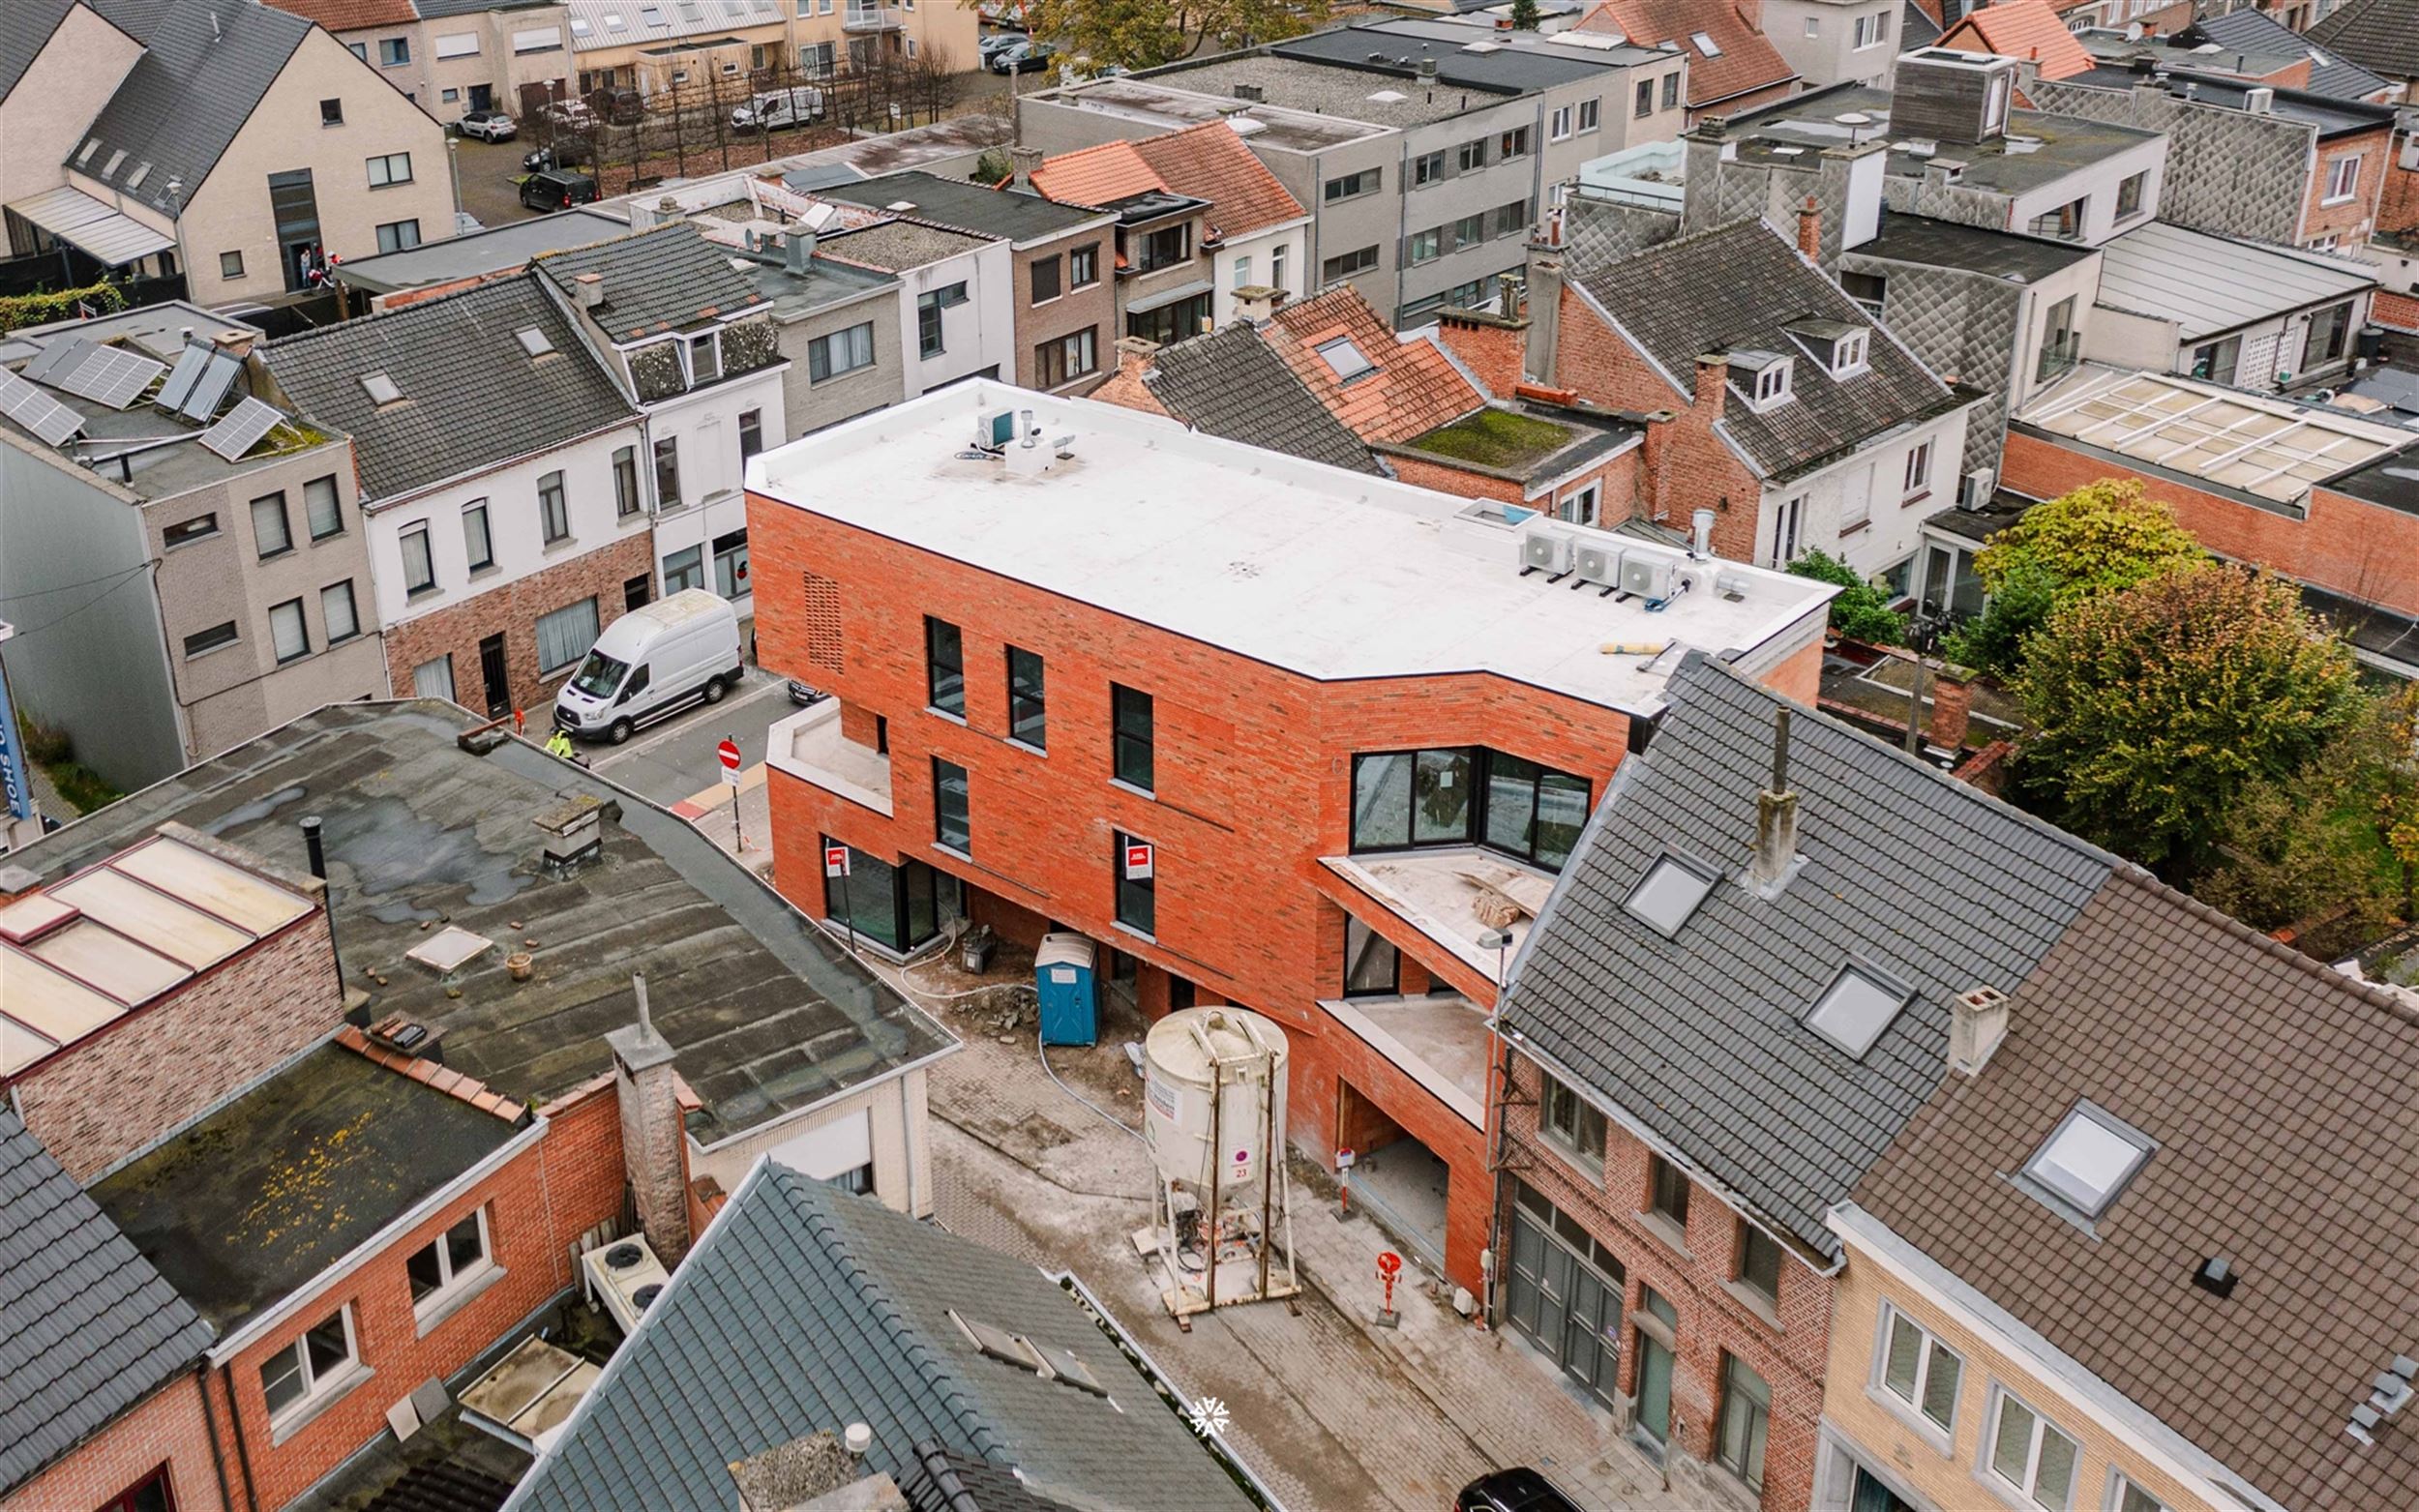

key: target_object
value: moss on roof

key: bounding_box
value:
[1409,407,1576,471]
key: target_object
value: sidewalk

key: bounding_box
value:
[863,949,1687,1512]
[673,763,774,876]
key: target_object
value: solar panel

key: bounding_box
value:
[0,368,85,447]
[53,345,164,409]
[155,344,210,412]
[20,338,93,386]
[198,396,284,461]
[178,352,240,421]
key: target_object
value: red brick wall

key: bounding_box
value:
[9,914,345,1183]
[2376,289,2419,334]
[3,1374,227,1512]
[207,1073,624,1511]
[2001,430,2419,615]
[1382,449,1644,524]
[2301,127,2394,246]
[1500,1052,1834,1512]
[381,532,655,719]
[2380,154,2419,239]
[1436,313,1527,399]
[1552,290,1765,563]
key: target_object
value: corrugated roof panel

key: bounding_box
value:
[0,949,129,1045]
[50,868,252,969]
[111,838,312,935]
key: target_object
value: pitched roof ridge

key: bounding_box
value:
[2105,862,2419,1025]
[336,1023,527,1120]
[263,268,548,350]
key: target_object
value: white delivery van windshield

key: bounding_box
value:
[571,651,629,699]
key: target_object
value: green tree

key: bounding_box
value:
[1509,0,1541,28]
[1944,479,2205,674]
[1786,549,1905,645]
[2009,565,2362,875]
[986,0,1327,72]
[2198,701,2404,955]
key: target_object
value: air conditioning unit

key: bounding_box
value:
[582,1235,671,1337]
[1520,526,1576,575]
[973,407,1018,450]
[1573,542,1623,586]
[1621,551,1678,601]
[1958,466,1995,510]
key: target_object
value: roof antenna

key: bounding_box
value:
[1748,709,1802,895]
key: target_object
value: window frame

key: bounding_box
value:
[406,1206,494,1322]
[251,491,293,559]
[932,756,971,854]
[2106,1470,2169,1512]
[1578,98,1600,133]
[2017,1101,2155,1224]
[808,320,877,384]
[366,152,414,188]
[535,596,600,675]
[1734,1221,1783,1307]
[375,220,422,254]
[1115,829,1155,935]
[1348,747,1590,871]
[1342,913,1399,997]
[1549,104,1574,141]
[1322,246,1380,282]
[1111,682,1154,792]
[1986,1387,2082,1511]
[1714,1351,1772,1494]
[1030,252,1062,305]
[1324,168,1380,203]
[463,501,494,573]
[304,475,343,539]
[1635,77,1654,117]
[2322,152,2361,204]
[1646,1152,1690,1230]
[1538,1068,1607,1168]
[1874,1300,1965,1439]
[1006,645,1046,750]
[537,470,570,544]
[378,36,410,66]
[1070,242,1101,287]
[1413,149,1447,186]
[258,1305,360,1428]
[402,524,437,595]
[654,435,682,508]
[612,445,642,517]
[164,513,220,548]
[739,408,764,463]
[925,615,965,717]
[268,597,312,665]
[184,621,241,659]
[321,579,361,644]
[1904,440,1934,500]
[221,250,245,281]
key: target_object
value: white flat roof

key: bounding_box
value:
[750,382,1833,714]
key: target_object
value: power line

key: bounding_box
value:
[5,565,155,642]
[0,562,156,607]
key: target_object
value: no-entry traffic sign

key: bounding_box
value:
[717,737,742,786]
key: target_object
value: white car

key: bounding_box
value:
[732,87,824,133]
[457,108,517,141]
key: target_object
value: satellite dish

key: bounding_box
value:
[1835,110,1875,145]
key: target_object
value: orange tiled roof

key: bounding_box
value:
[1029,139,1165,210]
[1131,122,1307,239]
[1265,284,1482,445]
[1937,0,2096,78]
[1575,0,1798,108]
[262,0,420,31]
[340,1023,528,1122]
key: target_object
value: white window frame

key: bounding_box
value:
[1984,1387,2081,1511]
[367,153,413,188]
[1752,359,1792,407]
[1871,1300,1963,1441]
[259,1305,361,1430]
[2322,153,2361,204]
[408,1206,496,1325]
[1832,331,1867,375]
[1904,440,1934,500]
[1854,8,1891,46]
[2105,1470,2169,1512]
[1549,104,1574,141]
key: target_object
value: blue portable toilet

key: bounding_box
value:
[1035,933,1099,1047]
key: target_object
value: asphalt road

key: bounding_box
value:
[584,665,794,808]
[450,134,545,232]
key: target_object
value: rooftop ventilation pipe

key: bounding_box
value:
[784,222,816,272]
[1688,508,1715,560]
[1747,709,1802,895]
[301,815,361,1024]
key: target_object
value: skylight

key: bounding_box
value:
[77,138,100,165]
[2021,1102,2152,1220]
[125,163,151,192]
[1691,31,1722,56]
[1625,852,1719,938]
[360,371,401,404]
[1316,336,1375,381]
[1802,964,1909,1058]
[517,325,555,357]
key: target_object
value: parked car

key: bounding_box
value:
[457,108,517,141]
[976,30,1027,60]
[988,39,1059,73]
[1455,1469,1581,1512]
[592,87,644,125]
[788,679,826,707]
[555,590,745,744]
[543,98,598,132]
[521,168,601,212]
[732,86,824,133]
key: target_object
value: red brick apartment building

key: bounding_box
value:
[748,379,1837,1292]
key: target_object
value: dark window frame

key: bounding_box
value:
[183,620,241,659]
[1115,829,1155,934]
[1647,1153,1691,1229]
[1111,682,1153,791]
[1348,746,1591,871]
[1735,1221,1783,1305]
[933,756,971,853]
[1343,913,1399,996]
[1030,252,1062,304]
[1006,644,1046,749]
[925,615,965,716]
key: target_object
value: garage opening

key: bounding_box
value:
[1337,1081,1448,1273]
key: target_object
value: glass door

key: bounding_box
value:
[1635,1334,1675,1443]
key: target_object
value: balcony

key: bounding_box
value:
[843,6,904,30]
[766,698,891,815]
[2035,331,2082,385]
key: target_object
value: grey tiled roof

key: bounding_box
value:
[2186,9,2397,100]
[2306,0,2419,80]
[820,171,1107,246]
[261,274,637,502]
[1144,321,1384,476]
[532,223,771,341]
[507,1166,1254,1512]
[0,0,79,100]
[1568,219,1967,483]
[1497,654,2112,1258]
[0,1107,214,1497]
[74,0,313,217]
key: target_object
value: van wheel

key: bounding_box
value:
[608,717,634,745]
[704,675,729,704]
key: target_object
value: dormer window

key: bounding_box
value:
[1734,353,1792,410]
[1785,318,1870,378]
[1756,363,1789,403]
[1831,329,1867,374]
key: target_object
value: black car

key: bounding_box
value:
[1456,1468,1582,1512]
[521,168,601,212]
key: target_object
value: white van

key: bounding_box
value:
[553,590,744,744]
[732,87,823,133]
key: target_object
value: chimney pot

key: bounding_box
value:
[1747,709,1801,893]
[1950,985,2010,1076]
[301,815,327,880]
[1231,282,1283,323]
[844,1423,875,1457]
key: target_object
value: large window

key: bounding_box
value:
[1116,830,1155,934]
[933,757,971,853]
[1350,748,1589,870]
[536,597,600,674]
[269,598,311,664]
[375,220,422,253]
[1325,168,1380,203]
[809,321,876,382]
[322,580,361,643]
[402,524,436,594]
[1112,683,1153,791]
[1323,246,1380,282]
[1878,1302,1964,1434]
[1344,914,1398,996]
[305,475,343,539]
[664,545,704,594]
[1647,1153,1690,1228]
[1030,253,1061,304]
[1127,292,1211,348]
[739,409,763,463]
[917,282,967,357]
[654,436,682,508]
[1715,1353,1771,1493]
[463,502,493,572]
[252,492,292,558]
[612,445,641,517]
[1007,645,1046,748]
[1036,327,1098,388]
[367,152,414,187]
[2308,301,2353,366]
[538,470,569,543]
[1138,223,1191,272]
[825,842,949,951]
[713,529,749,598]
[407,1208,492,1319]
[926,615,964,716]
[1735,1221,1784,1306]
[2323,152,2362,203]
[413,655,455,701]
[1989,1391,2080,1510]
[1539,1069,1606,1163]
[260,1307,356,1423]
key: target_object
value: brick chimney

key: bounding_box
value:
[1115,335,1159,382]
[608,971,693,1262]
[1796,195,1821,260]
[1694,352,1730,419]
[572,271,605,311]
[1008,145,1042,188]
[1927,668,1973,751]
[1950,986,2010,1076]
[1232,283,1284,323]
